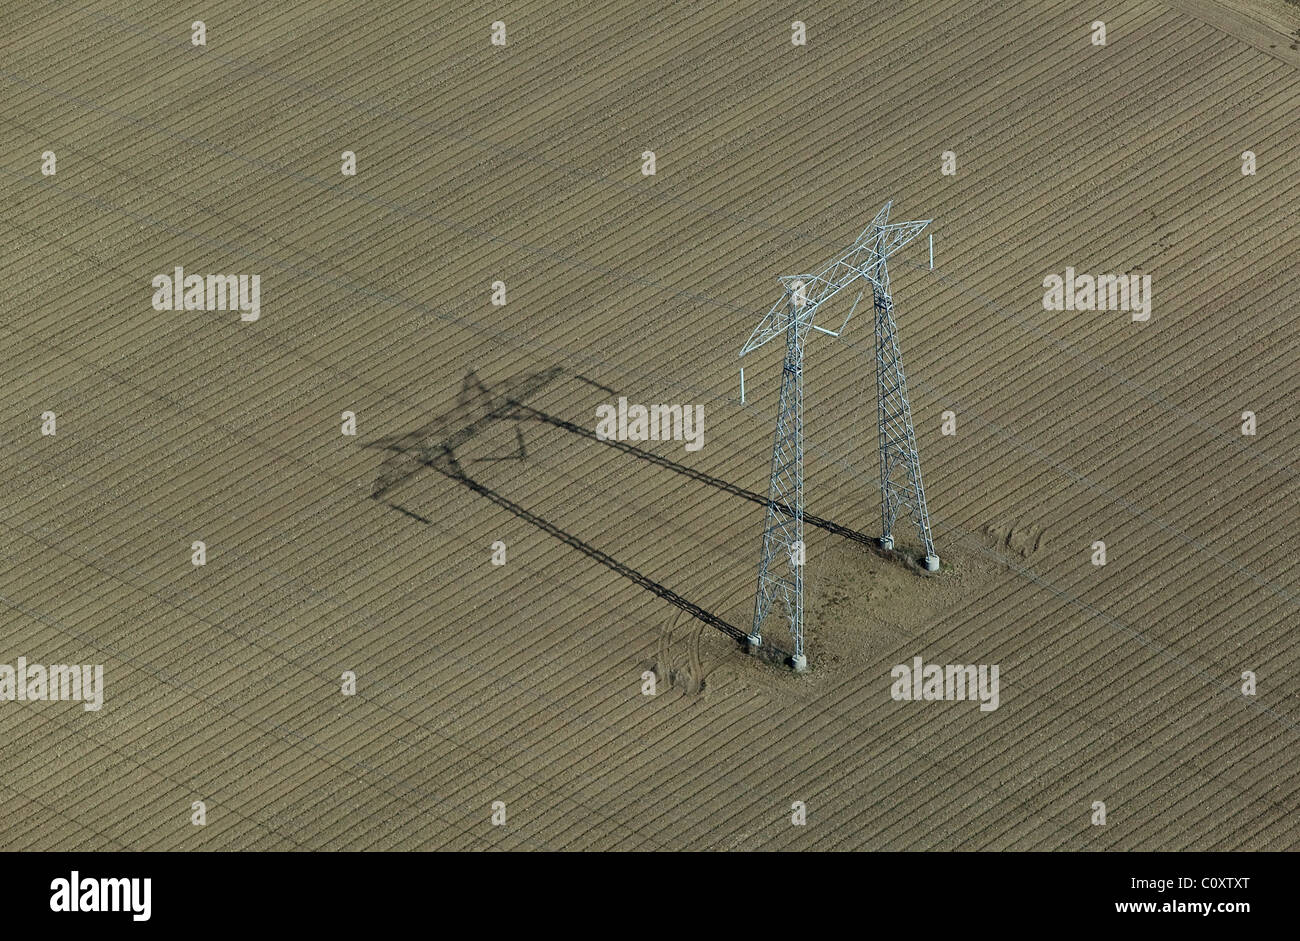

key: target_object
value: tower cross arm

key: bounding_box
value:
[740,293,804,357]
[738,205,931,360]
[856,218,932,258]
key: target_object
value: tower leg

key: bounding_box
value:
[875,287,938,568]
[750,308,806,667]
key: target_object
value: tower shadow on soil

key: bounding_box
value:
[362,368,912,657]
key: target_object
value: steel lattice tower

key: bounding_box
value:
[739,201,938,671]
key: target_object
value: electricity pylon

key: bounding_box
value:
[738,201,938,672]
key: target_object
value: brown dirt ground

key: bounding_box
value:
[1,0,1298,849]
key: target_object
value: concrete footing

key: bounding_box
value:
[791,654,808,673]
[923,554,940,572]
[746,632,762,652]
[880,535,895,551]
